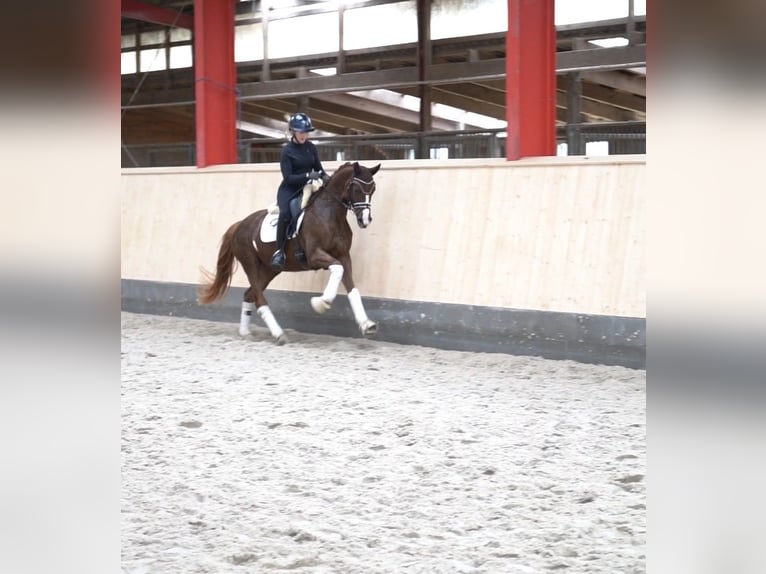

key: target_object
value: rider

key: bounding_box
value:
[270,112,329,270]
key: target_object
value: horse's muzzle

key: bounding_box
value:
[354,205,372,228]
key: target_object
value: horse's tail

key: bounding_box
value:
[197,221,241,305]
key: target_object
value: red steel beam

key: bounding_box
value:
[194,0,237,167]
[506,0,556,159]
[121,0,194,30]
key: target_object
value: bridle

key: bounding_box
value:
[343,176,376,214]
[327,175,376,218]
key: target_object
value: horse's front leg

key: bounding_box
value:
[308,250,344,315]
[338,256,377,337]
[347,288,377,336]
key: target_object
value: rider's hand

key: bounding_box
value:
[308,170,321,180]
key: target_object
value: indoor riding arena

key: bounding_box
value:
[122,1,646,572]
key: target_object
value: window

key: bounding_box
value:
[121,52,137,75]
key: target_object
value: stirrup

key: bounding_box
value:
[270,249,285,270]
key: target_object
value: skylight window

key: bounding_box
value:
[589,37,629,48]
[310,67,337,76]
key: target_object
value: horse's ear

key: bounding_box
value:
[353,161,360,175]
[370,163,381,176]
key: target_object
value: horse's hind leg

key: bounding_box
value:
[238,286,257,337]
[244,261,288,345]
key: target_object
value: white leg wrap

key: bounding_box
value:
[321,264,344,303]
[256,305,284,339]
[311,264,344,314]
[239,302,254,336]
[347,288,377,336]
[347,288,369,324]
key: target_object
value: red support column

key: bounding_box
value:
[506,0,556,160]
[194,0,237,167]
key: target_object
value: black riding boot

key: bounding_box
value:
[270,219,287,270]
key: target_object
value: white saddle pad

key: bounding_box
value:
[259,211,279,243]
[258,209,305,244]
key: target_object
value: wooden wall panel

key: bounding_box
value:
[121,157,645,317]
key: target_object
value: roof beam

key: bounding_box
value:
[555,91,638,122]
[555,16,646,41]
[311,94,418,132]
[234,46,645,102]
[395,86,506,120]
[121,0,194,30]
[556,44,646,73]
[349,88,500,128]
[311,92,466,132]
[310,99,417,133]
[241,100,380,135]
[582,70,646,97]
[581,82,645,114]
[237,68,420,101]
[431,82,505,106]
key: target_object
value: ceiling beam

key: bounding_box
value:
[311,91,465,131]
[430,82,505,106]
[315,102,416,132]
[237,67,419,101]
[241,100,380,135]
[558,75,645,113]
[309,99,417,133]
[581,82,645,114]
[234,45,645,102]
[556,44,646,73]
[555,91,638,122]
[582,70,646,97]
[121,41,646,108]
[350,87,502,127]
[121,0,194,30]
[555,16,646,42]
[395,86,506,120]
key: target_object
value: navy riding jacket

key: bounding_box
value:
[278,139,325,196]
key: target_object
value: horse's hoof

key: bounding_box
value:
[239,327,251,337]
[311,297,331,314]
[360,320,378,337]
[275,333,289,346]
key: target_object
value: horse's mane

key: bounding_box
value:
[332,162,353,177]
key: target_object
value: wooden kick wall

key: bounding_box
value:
[121,156,645,319]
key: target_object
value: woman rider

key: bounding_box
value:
[270,112,328,270]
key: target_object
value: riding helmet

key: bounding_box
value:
[288,112,315,133]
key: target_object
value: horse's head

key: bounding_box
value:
[340,162,380,228]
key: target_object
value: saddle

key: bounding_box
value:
[260,179,323,244]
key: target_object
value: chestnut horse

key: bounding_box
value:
[198,161,381,344]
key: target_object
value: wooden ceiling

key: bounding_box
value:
[122,0,646,146]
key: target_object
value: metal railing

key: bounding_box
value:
[122,122,645,167]
[558,121,645,155]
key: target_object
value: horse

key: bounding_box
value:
[197,161,381,345]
